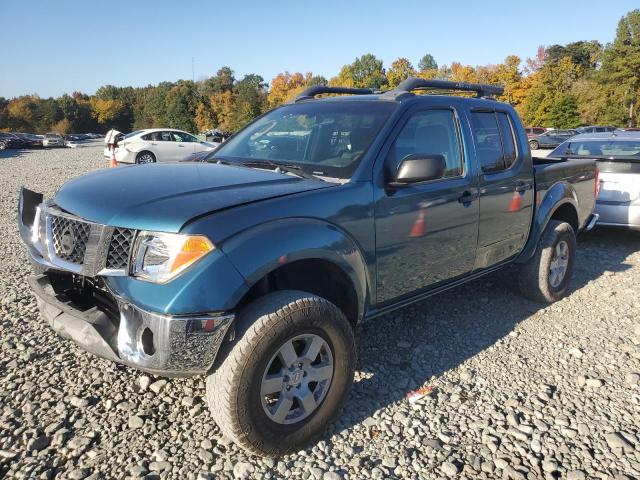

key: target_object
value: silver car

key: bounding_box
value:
[549,132,640,230]
[42,132,65,148]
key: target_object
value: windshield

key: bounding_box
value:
[207,101,396,179]
[550,138,640,158]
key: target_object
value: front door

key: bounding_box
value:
[375,108,480,304]
[172,131,199,161]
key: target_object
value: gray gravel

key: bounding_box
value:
[1,145,640,479]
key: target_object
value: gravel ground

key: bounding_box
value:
[1,145,639,480]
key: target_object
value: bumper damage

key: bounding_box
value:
[29,272,234,376]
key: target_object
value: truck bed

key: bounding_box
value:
[532,156,597,231]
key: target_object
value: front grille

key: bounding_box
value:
[50,215,92,264]
[106,228,135,270]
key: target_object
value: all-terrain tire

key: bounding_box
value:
[518,220,576,303]
[206,290,356,457]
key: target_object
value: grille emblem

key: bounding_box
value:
[59,225,77,256]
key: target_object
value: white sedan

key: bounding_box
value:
[112,128,220,164]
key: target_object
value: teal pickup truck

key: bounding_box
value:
[19,79,598,456]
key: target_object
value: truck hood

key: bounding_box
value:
[54,163,333,232]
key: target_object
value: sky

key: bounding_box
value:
[1,0,637,99]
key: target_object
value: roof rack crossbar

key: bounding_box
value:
[393,78,504,98]
[294,86,374,102]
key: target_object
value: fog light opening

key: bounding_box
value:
[139,327,155,356]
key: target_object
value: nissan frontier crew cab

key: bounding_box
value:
[18,78,599,457]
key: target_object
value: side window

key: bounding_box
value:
[471,111,519,172]
[470,112,502,172]
[159,131,173,141]
[497,112,517,168]
[389,109,463,179]
[172,132,196,142]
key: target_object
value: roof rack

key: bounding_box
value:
[390,77,504,98]
[294,86,374,102]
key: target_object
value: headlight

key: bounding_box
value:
[132,231,214,283]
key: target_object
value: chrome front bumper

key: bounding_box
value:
[29,272,234,376]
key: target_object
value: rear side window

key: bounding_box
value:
[471,111,519,172]
[497,112,517,168]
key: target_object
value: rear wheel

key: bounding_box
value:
[135,151,156,164]
[518,220,576,303]
[0,142,6,150]
[206,290,356,457]
[529,139,540,150]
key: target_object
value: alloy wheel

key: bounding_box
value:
[260,333,334,425]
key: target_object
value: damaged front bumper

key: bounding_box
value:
[19,187,235,377]
[29,273,233,376]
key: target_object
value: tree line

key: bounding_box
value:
[1,9,638,134]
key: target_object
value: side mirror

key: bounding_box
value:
[393,154,446,185]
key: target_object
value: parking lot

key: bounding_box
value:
[0,145,639,479]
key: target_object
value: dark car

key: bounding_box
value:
[19,78,598,457]
[14,133,43,148]
[528,129,576,150]
[0,133,25,150]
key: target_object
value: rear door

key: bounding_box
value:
[374,106,480,304]
[470,109,534,269]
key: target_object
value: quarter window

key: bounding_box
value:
[497,112,517,168]
[389,109,463,179]
[471,111,519,172]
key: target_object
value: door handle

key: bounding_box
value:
[178,144,185,147]
[151,143,158,145]
[458,191,477,205]
[515,182,531,193]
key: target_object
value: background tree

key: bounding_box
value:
[331,54,386,89]
[231,74,267,131]
[164,81,197,132]
[418,53,438,72]
[386,58,416,89]
[600,9,640,126]
[545,41,603,69]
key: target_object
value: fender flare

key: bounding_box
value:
[517,181,578,263]
[219,218,370,323]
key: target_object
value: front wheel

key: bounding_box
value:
[0,142,6,150]
[529,139,540,150]
[518,220,576,303]
[206,291,356,457]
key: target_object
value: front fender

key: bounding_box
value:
[219,218,370,322]
[517,181,578,263]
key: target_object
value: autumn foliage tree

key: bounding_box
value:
[1,9,638,134]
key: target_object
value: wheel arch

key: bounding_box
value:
[220,218,370,327]
[517,181,579,264]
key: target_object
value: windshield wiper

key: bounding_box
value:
[205,157,325,181]
[240,160,321,180]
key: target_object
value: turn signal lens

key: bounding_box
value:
[133,232,214,283]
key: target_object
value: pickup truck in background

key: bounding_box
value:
[18,78,598,456]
